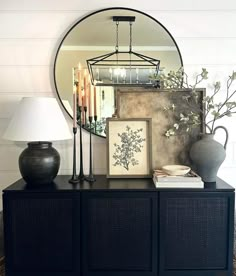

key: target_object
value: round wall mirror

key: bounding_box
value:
[54,7,183,138]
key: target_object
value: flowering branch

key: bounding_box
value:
[151,68,236,137]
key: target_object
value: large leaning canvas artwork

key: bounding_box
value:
[106,118,152,178]
[117,88,204,169]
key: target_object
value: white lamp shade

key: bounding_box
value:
[3,97,72,141]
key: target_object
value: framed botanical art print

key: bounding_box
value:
[106,118,152,178]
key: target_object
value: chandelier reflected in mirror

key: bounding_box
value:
[87,16,160,87]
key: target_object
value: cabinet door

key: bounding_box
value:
[82,192,157,276]
[3,193,80,276]
[159,192,234,276]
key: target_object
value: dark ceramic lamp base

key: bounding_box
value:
[19,141,60,186]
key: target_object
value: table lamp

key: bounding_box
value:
[2,97,72,186]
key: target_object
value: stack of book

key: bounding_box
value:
[153,169,204,188]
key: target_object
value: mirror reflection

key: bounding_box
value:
[54,8,183,137]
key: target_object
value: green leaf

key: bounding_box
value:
[231,71,236,80]
[214,81,221,90]
[226,112,232,117]
[226,102,236,108]
[211,110,220,118]
[208,104,214,109]
[201,68,208,79]
[203,96,210,102]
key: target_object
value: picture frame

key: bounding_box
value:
[116,87,205,169]
[106,118,152,178]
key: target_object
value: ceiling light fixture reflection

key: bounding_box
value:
[87,16,160,87]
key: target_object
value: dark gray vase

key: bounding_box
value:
[190,126,228,182]
[19,141,60,186]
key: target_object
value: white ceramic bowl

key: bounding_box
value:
[161,165,191,176]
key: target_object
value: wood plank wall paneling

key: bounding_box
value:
[0,0,236,11]
[0,0,236,209]
[0,11,236,39]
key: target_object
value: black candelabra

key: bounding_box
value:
[94,115,97,133]
[84,106,87,127]
[85,116,96,182]
[78,106,85,180]
[69,127,79,184]
[69,105,95,184]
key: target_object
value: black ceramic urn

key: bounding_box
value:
[19,141,60,186]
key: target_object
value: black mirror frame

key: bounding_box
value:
[53,7,183,139]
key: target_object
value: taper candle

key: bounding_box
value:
[78,63,82,106]
[76,82,80,107]
[81,88,85,125]
[88,84,92,116]
[83,69,87,107]
[73,87,77,128]
[94,86,97,116]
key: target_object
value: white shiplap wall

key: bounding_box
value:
[1,0,236,209]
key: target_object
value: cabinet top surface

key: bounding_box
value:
[2,175,234,193]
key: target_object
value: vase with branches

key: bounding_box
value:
[151,68,236,182]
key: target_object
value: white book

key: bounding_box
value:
[153,177,204,188]
[153,169,202,182]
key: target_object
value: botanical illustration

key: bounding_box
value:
[112,125,145,171]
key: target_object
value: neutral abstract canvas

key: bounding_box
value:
[117,88,204,170]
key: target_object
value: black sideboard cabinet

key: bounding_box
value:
[2,175,235,276]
